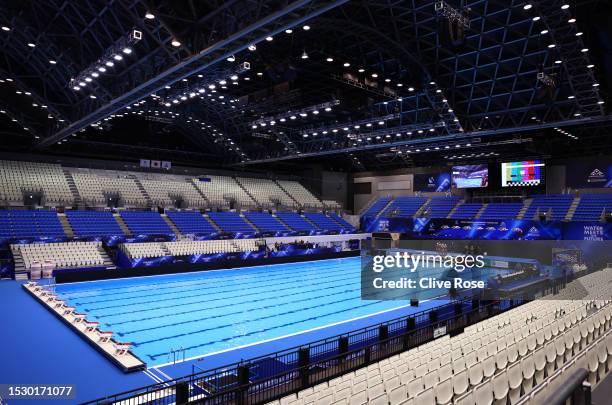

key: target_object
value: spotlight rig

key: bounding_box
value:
[435,1,470,46]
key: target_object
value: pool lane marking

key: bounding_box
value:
[105,279,361,327]
[70,262,352,306]
[90,270,361,320]
[56,256,357,290]
[151,299,437,369]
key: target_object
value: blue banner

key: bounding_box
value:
[566,159,612,188]
[413,172,451,192]
[562,222,612,240]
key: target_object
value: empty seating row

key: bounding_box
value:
[123,238,262,258]
[450,203,483,220]
[0,160,72,206]
[304,212,348,232]
[275,212,319,232]
[65,210,124,237]
[381,196,428,218]
[362,197,392,218]
[244,212,288,232]
[478,203,523,221]
[14,242,106,269]
[166,211,218,234]
[328,212,355,231]
[425,196,461,219]
[121,242,168,259]
[524,195,574,221]
[277,179,324,209]
[237,177,297,208]
[138,177,207,208]
[120,211,173,235]
[207,212,256,233]
[70,170,146,207]
[572,194,612,222]
[0,210,65,238]
[193,175,256,209]
[270,268,612,405]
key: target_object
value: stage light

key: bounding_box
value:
[27,43,35,47]
[587,64,594,68]
[230,75,238,80]
[122,47,132,54]
[343,62,350,67]
[581,48,588,52]
[73,86,80,91]
[285,29,293,34]
[84,77,92,82]
[523,4,533,10]
[568,18,576,23]
[568,95,575,99]
[532,16,540,21]
[408,87,415,91]
[324,107,332,111]
[257,72,263,76]
[171,39,181,47]
[312,110,319,114]
[49,60,57,64]
[430,81,436,85]
[378,121,384,125]
[326,57,334,62]
[593,83,599,87]
[105,61,114,67]
[397,83,403,87]
[1,26,10,31]
[358,68,365,73]
[576,32,583,36]
[371,73,378,78]
[90,95,97,99]
[541,29,548,34]
[548,44,556,48]
[301,50,309,59]
[91,72,99,77]
[78,81,86,87]
[385,78,391,82]
[265,36,273,41]
[98,66,106,72]
[145,12,155,19]
[303,25,310,30]
[598,101,605,104]
[219,80,227,85]
[227,55,236,62]
[290,115,296,120]
[561,4,569,9]
[555,60,562,64]
[248,44,257,51]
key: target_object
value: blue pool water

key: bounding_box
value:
[54,257,412,366]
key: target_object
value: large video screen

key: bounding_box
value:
[451,164,489,188]
[501,160,545,187]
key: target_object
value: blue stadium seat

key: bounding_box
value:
[166,211,217,234]
[426,196,461,218]
[523,195,574,220]
[275,212,319,232]
[243,212,288,232]
[0,210,65,239]
[120,211,173,235]
[478,203,523,220]
[207,212,256,233]
[572,194,612,221]
[328,212,355,232]
[303,212,345,232]
[381,196,428,217]
[362,197,392,218]
[65,210,123,236]
[449,203,483,219]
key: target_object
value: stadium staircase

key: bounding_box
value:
[62,169,81,207]
[234,177,259,208]
[129,175,153,209]
[474,203,488,220]
[160,213,181,236]
[241,213,260,232]
[446,200,464,218]
[274,180,302,208]
[189,179,211,206]
[301,214,321,230]
[414,197,432,218]
[516,199,532,220]
[57,212,74,238]
[565,196,581,221]
[112,213,132,236]
[10,246,27,281]
[359,196,381,215]
[202,213,222,232]
[375,198,395,218]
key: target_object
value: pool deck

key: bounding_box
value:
[1,278,448,403]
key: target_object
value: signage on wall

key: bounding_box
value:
[140,159,171,170]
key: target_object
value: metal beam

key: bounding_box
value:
[35,0,349,149]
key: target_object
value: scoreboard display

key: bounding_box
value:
[501,160,544,187]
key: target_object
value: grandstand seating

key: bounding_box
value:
[138,177,207,208]
[524,195,575,221]
[0,210,65,238]
[328,212,355,231]
[123,239,261,258]
[120,211,173,235]
[425,196,462,219]
[70,169,146,207]
[65,210,124,237]
[277,180,323,209]
[381,196,428,217]
[479,203,523,221]
[244,212,288,232]
[237,177,296,209]
[450,203,483,219]
[270,268,612,405]
[362,196,392,218]
[572,194,612,221]
[0,160,72,206]
[207,212,256,233]
[192,175,255,209]
[166,211,217,234]
[121,242,168,259]
[275,212,319,232]
[14,242,107,269]
[304,212,348,232]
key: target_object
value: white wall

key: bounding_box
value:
[353,173,413,213]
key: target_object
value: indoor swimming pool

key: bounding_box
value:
[54,257,413,366]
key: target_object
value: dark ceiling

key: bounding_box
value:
[0,0,610,172]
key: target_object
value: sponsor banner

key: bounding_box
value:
[562,222,612,241]
[566,160,612,188]
[413,172,452,192]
